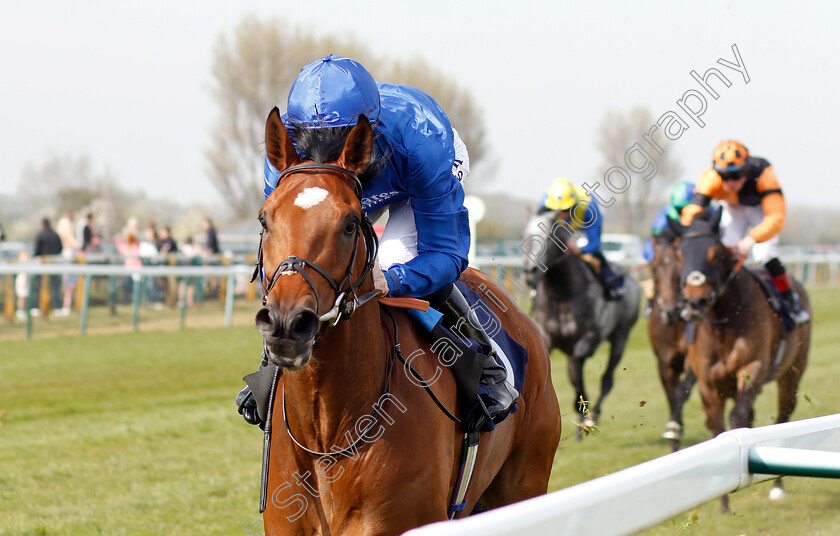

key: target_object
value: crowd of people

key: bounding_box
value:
[6,214,222,319]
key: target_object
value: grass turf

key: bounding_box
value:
[1,288,839,534]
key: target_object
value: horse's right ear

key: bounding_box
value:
[265,107,299,173]
[666,215,684,237]
[337,115,373,176]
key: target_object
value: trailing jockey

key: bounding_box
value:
[680,139,810,326]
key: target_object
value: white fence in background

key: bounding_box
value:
[0,263,255,338]
[404,414,840,536]
[470,254,840,289]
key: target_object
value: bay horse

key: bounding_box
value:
[672,210,810,508]
[522,209,640,436]
[255,109,561,535]
[647,235,696,451]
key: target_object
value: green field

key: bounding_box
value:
[2,288,840,535]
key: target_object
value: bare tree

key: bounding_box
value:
[206,18,489,218]
[14,151,187,243]
[595,107,683,234]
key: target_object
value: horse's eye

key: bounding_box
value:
[258,214,267,230]
[344,220,358,235]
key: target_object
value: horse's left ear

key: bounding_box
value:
[666,215,684,237]
[337,115,373,176]
[711,207,723,235]
[265,107,299,173]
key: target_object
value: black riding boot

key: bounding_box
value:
[781,288,810,326]
[436,286,520,420]
[235,352,268,426]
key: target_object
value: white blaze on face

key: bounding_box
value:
[294,187,329,209]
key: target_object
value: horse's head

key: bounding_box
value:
[670,209,734,321]
[521,208,572,288]
[650,233,684,325]
[254,108,377,369]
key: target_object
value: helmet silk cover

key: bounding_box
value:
[286,54,381,128]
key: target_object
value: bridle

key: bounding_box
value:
[250,163,381,326]
[679,230,746,322]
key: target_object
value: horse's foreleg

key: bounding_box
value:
[697,380,726,437]
[775,366,804,425]
[566,355,589,439]
[593,332,629,423]
[657,348,682,419]
[663,353,695,449]
[731,361,765,429]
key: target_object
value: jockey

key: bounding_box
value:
[538,177,623,299]
[680,140,810,326]
[237,54,518,428]
[642,181,695,262]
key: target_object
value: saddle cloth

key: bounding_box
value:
[404,281,528,431]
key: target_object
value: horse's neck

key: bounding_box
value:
[546,255,591,295]
[282,305,388,449]
[711,267,750,319]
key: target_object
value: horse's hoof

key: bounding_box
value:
[662,420,682,440]
[769,485,786,501]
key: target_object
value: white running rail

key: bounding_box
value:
[404,413,840,536]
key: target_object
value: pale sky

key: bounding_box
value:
[2,1,838,214]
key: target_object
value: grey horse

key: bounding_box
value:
[522,209,641,437]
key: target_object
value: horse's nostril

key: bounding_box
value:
[255,307,275,332]
[287,310,320,341]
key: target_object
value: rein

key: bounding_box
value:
[280,304,460,459]
[280,309,399,458]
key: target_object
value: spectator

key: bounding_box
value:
[203,218,219,255]
[15,250,34,320]
[82,213,96,252]
[157,226,178,254]
[55,212,80,316]
[116,232,142,304]
[140,227,162,308]
[33,217,63,313]
[125,216,139,237]
[178,237,200,307]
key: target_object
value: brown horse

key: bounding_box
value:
[647,236,695,451]
[672,211,810,508]
[255,109,561,535]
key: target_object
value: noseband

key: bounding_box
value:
[250,163,380,325]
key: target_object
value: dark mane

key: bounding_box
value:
[287,123,386,185]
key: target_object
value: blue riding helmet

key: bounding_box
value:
[286,54,381,128]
